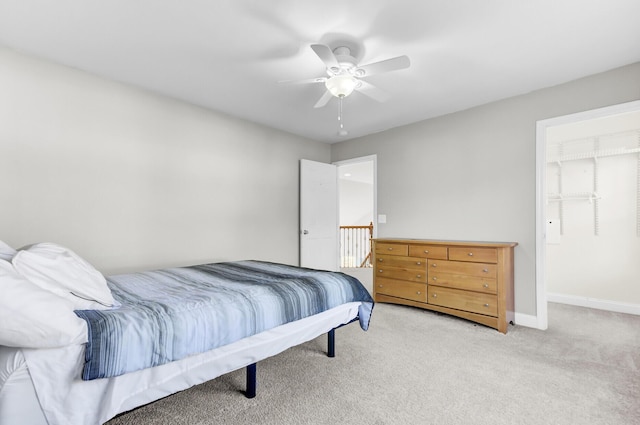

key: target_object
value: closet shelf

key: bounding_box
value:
[547,128,639,237]
[547,192,601,203]
[547,147,640,164]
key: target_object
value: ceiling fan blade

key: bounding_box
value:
[278,77,327,85]
[356,55,410,77]
[310,44,340,71]
[313,90,334,108]
[356,80,390,103]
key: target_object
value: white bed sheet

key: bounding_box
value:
[0,302,361,425]
[0,347,46,425]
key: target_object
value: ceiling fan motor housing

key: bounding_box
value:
[331,46,359,75]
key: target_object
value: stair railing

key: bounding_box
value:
[339,221,373,268]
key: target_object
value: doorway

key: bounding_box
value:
[536,100,640,330]
[334,155,376,293]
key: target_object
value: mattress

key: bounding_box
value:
[0,302,361,425]
[77,260,372,380]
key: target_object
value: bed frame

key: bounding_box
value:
[244,321,353,398]
[0,303,365,425]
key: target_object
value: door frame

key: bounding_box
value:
[535,99,640,330]
[333,154,378,240]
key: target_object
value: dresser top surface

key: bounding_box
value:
[374,238,518,248]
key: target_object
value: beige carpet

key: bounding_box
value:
[106,302,640,425]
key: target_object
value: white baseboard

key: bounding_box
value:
[547,292,640,316]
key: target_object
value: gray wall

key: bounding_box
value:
[0,46,329,274]
[2,42,639,318]
[331,62,640,317]
[339,179,374,226]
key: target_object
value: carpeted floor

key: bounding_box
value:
[106,301,639,425]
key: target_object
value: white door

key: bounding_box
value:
[300,159,339,271]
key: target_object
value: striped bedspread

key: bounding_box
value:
[74,261,373,380]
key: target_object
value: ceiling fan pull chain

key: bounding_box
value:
[337,95,349,137]
[337,95,347,136]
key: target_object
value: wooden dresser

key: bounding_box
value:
[373,239,517,333]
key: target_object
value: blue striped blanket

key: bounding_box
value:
[75,261,373,380]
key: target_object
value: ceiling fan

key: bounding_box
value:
[294,43,411,108]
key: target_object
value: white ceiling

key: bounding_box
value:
[1,0,639,143]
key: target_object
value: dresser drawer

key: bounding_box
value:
[429,272,497,294]
[408,245,448,260]
[375,243,408,256]
[448,247,497,263]
[428,260,496,278]
[376,266,427,283]
[428,286,498,317]
[375,255,427,270]
[376,277,427,303]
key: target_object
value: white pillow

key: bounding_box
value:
[0,260,87,348]
[0,240,16,261]
[12,242,117,310]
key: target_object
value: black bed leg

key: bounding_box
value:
[328,328,335,358]
[246,363,257,398]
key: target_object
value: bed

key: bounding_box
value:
[0,241,373,425]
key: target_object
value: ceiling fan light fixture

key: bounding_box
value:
[325,75,358,98]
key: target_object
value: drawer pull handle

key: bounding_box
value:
[468,252,474,256]
[388,247,394,251]
[431,263,437,267]
[378,270,383,273]
[416,274,421,278]
[416,291,421,295]
[432,277,437,281]
[424,250,429,254]
[484,303,490,307]
[379,284,383,288]
[483,269,489,273]
[378,258,383,262]
[432,294,438,298]
[483,283,489,288]
[416,261,422,265]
